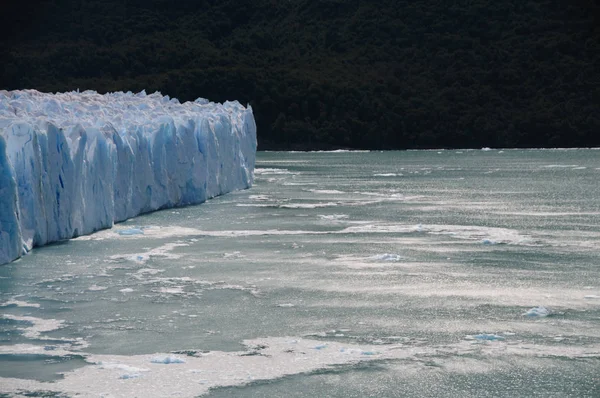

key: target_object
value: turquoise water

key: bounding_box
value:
[1,149,599,397]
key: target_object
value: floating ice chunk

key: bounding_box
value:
[151,355,186,364]
[584,295,599,299]
[524,306,551,317]
[361,350,378,355]
[473,334,505,341]
[276,303,295,308]
[117,228,144,236]
[481,147,492,151]
[313,344,328,350]
[119,288,134,293]
[481,239,497,245]
[371,253,403,262]
[119,373,142,379]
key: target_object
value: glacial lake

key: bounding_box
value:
[1,149,600,397]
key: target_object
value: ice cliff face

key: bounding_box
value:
[0,90,257,265]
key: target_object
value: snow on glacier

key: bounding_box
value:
[0,89,257,265]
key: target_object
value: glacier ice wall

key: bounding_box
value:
[0,90,257,265]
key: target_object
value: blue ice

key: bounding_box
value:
[0,90,257,264]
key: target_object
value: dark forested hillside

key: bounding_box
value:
[1,0,599,149]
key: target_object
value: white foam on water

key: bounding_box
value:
[110,224,533,249]
[206,283,261,297]
[76,226,201,241]
[318,214,349,221]
[2,314,65,339]
[126,271,260,298]
[77,221,570,252]
[329,254,413,270]
[36,274,77,285]
[223,251,245,259]
[356,191,405,199]
[157,287,185,295]
[345,196,421,207]
[110,242,189,264]
[169,229,322,238]
[286,149,369,153]
[134,268,165,276]
[256,159,311,164]
[248,195,271,201]
[0,299,41,308]
[323,149,370,153]
[491,211,600,217]
[308,189,346,194]
[97,363,150,373]
[282,181,319,186]
[542,164,580,168]
[340,223,537,246]
[88,285,108,291]
[237,201,341,209]
[373,173,398,177]
[298,277,600,311]
[254,168,294,175]
[279,202,339,209]
[0,344,80,357]
[1,337,599,397]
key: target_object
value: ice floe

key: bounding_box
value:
[523,306,551,317]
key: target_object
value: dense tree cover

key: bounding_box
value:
[1,0,599,149]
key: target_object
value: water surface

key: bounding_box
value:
[1,149,599,397]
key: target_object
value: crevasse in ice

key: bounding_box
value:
[0,89,257,265]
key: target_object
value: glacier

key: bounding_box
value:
[0,90,256,265]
